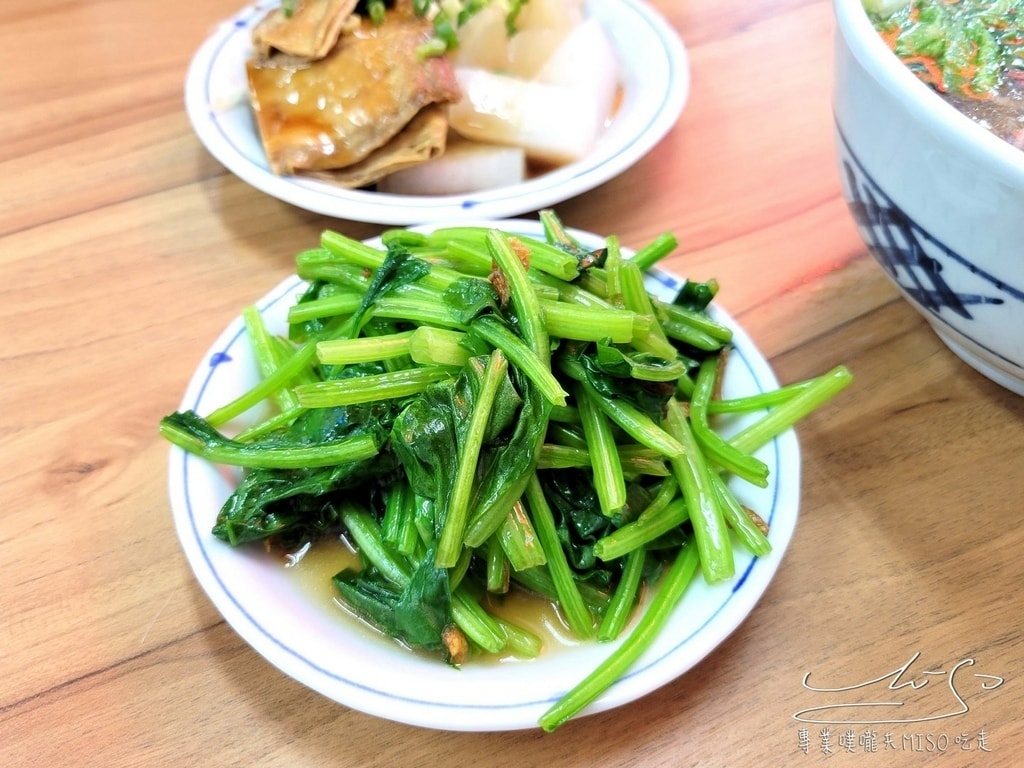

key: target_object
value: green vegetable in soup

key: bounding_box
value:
[865,0,1024,98]
[159,210,851,729]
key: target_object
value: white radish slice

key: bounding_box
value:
[451,3,511,70]
[376,139,526,195]
[503,28,567,80]
[515,0,585,36]
[535,17,620,127]
[448,68,604,165]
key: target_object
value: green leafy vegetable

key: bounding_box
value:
[159,210,852,729]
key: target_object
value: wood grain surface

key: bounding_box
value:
[2,0,1022,765]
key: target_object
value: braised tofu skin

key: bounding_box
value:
[307,105,451,188]
[252,0,360,59]
[246,5,461,185]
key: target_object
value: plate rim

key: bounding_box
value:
[183,0,691,224]
[167,219,800,731]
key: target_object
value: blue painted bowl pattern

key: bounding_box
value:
[836,129,1024,334]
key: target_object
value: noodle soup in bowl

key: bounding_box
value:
[833,0,1024,395]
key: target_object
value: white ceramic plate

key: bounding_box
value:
[183,0,690,224]
[167,220,800,731]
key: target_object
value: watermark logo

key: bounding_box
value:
[792,652,1005,757]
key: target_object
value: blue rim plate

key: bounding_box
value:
[167,220,800,731]
[183,0,690,224]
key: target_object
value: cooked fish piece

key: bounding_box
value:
[252,0,359,60]
[247,12,462,175]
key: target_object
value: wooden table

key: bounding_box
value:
[3,0,1022,765]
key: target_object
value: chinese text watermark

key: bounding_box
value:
[792,652,1005,757]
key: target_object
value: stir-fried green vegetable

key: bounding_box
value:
[160,211,851,729]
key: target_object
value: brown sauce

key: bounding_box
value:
[281,535,590,663]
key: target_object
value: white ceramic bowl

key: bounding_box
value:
[833,0,1024,395]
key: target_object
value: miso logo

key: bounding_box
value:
[793,651,1003,725]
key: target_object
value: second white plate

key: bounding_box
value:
[183,0,690,224]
